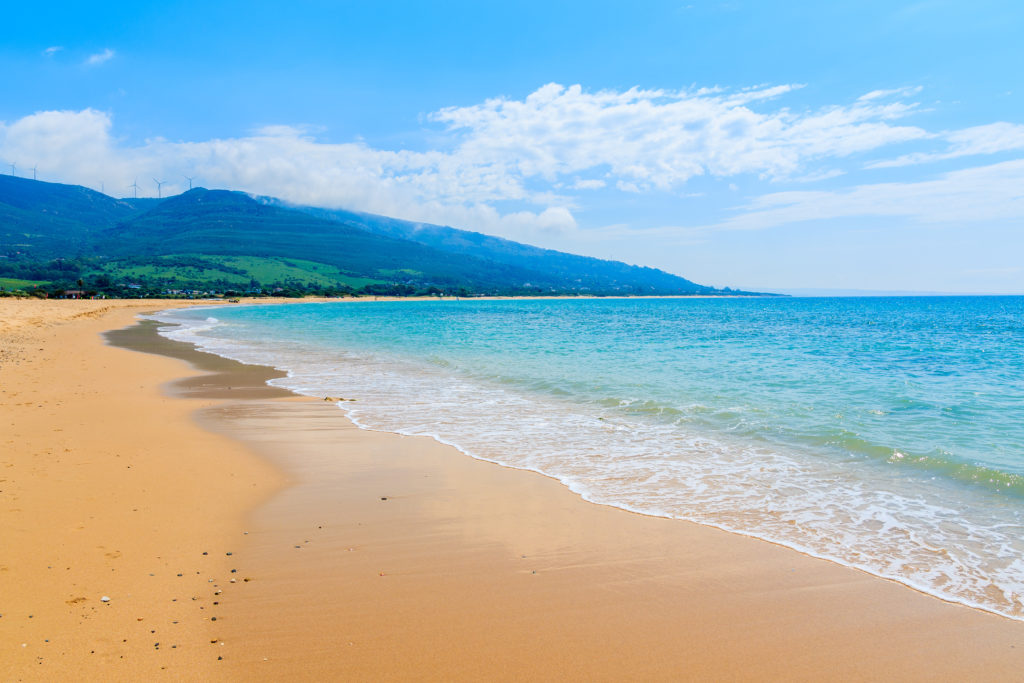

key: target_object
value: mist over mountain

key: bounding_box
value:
[0,175,766,296]
[266,200,715,295]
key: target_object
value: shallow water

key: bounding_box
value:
[151,296,1024,619]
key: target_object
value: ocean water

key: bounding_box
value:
[150,297,1024,619]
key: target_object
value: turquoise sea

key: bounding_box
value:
[152,297,1024,619]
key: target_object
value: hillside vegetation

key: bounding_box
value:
[0,175,764,298]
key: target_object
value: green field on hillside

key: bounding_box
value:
[103,254,385,289]
[0,277,48,289]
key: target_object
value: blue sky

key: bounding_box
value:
[2,0,1023,292]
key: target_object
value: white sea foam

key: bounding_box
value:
[148,307,1024,621]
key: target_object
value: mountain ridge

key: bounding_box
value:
[0,175,769,296]
[266,200,712,294]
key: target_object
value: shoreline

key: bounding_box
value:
[4,299,1024,680]
[135,306,1024,678]
[154,298,1024,624]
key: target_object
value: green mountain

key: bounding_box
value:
[271,202,713,294]
[0,174,760,296]
[97,188,585,290]
[0,174,148,256]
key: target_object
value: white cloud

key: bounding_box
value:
[709,159,1024,231]
[431,82,927,192]
[792,168,845,183]
[868,122,1024,168]
[858,86,923,101]
[84,48,115,66]
[0,108,575,242]
[42,46,63,56]
[1,83,1018,245]
[0,109,128,181]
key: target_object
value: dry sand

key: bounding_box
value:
[3,299,1023,681]
[0,299,284,680]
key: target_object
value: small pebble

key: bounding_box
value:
[100,596,110,603]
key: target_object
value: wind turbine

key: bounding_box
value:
[129,178,140,199]
[153,178,166,198]
[8,161,15,176]
[32,165,37,181]
[184,175,195,190]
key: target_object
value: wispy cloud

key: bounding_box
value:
[708,159,1024,231]
[1,83,1020,245]
[430,82,926,195]
[42,46,63,56]
[867,122,1024,168]
[791,168,845,183]
[84,48,115,66]
[857,86,923,102]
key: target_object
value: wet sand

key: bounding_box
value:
[3,299,1024,680]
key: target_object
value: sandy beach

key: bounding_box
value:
[3,299,1023,681]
